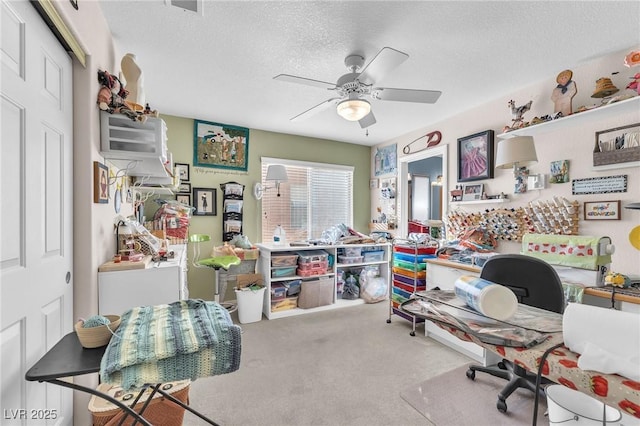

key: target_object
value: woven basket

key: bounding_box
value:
[75,315,121,348]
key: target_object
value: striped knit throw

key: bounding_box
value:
[100,299,241,390]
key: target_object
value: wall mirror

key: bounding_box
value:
[398,144,447,238]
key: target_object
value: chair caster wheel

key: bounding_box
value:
[497,361,507,370]
[410,331,415,336]
[496,398,507,413]
[386,319,391,323]
[466,369,475,380]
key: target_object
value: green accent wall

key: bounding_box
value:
[161,114,371,300]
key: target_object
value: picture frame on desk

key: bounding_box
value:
[461,183,484,201]
[457,130,494,182]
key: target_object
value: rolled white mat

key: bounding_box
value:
[563,303,640,381]
[454,275,518,321]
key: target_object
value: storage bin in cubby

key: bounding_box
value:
[270,283,287,300]
[271,252,298,267]
[296,250,329,264]
[271,266,296,278]
[298,277,334,309]
[271,296,298,312]
[363,250,384,262]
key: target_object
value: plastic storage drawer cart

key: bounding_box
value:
[388,238,437,336]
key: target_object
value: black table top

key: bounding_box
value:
[25,332,106,382]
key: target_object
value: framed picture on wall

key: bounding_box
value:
[93,161,109,204]
[193,187,216,216]
[461,183,484,201]
[177,182,191,194]
[193,120,249,171]
[175,163,190,181]
[457,130,494,182]
[176,193,191,207]
[584,200,621,220]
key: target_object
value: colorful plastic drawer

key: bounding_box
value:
[394,245,437,255]
[392,266,427,280]
[393,252,434,263]
[393,280,426,294]
[393,259,427,271]
[393,273,427,287]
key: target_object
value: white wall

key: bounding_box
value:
[373,47,640,276]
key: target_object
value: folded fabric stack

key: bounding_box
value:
[101,299,242,390]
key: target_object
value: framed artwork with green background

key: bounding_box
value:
[193,119,249,171]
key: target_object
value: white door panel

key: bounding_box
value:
[1,0,73,424]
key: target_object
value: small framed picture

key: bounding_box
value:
[93,161,109,204]
[176,193,191,206]
[584,200,621,220]
[177,182,191,194]
[175,163,190,182]
[369,178,378,189]
[193,187,216,216]
[461,183,484,201]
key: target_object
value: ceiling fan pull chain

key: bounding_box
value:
[402,130,442,154]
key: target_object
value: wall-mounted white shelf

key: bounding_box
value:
[591,161,640,172]
[134,186,175,196]
[497,96,640,139]
[450,198,507,206]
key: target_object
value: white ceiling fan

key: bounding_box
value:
[274,47,442,129]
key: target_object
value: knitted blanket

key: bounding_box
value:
[100,299,241,390]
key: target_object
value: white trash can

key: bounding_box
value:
[235,286,266,324]
[546,385,622,425]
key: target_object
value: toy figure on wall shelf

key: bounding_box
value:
[503,99,532,132]
[551,69,577,117]
[97,70,144,122]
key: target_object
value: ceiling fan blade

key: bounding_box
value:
[274,74,336,90]
[359,111,376,129]
[291,98,340,122]
[358,47,409,85]
[372,88,442,104]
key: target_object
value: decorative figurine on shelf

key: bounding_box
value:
[506,99,533,130]
[551,69,577,117]
[96,70,145,122]
[627,73,640,96]
[450,186,462,202]
[591,77,619,100]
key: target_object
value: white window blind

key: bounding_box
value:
[261,158,353,243]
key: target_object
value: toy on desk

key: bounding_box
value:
[604,272,632,288]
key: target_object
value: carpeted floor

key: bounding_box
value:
[187,301,474,425]
[400,364,548,426]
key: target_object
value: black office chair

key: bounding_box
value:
[465,254,565,413]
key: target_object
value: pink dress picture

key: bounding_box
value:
[458,130,494,182]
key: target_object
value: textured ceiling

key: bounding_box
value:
[99,1,640,146]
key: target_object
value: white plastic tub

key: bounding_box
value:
[546,385,622,425]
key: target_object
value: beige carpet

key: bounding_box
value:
[400,364,548,426]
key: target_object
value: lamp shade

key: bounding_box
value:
[495,136,538,169]
[336,94,371,121]
[625,202,640,210]
[266,164,288,182]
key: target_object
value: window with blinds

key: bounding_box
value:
[261,158,353,243]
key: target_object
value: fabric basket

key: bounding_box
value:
[89,380,190,426]
[75,315,121,349]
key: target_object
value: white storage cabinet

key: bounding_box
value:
[98,245,188,315]
[257,243,391,320]
[424,258,501,366]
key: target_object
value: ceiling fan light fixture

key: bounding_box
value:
[336,97,371,121]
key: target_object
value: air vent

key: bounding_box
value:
[167,0,203,15]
